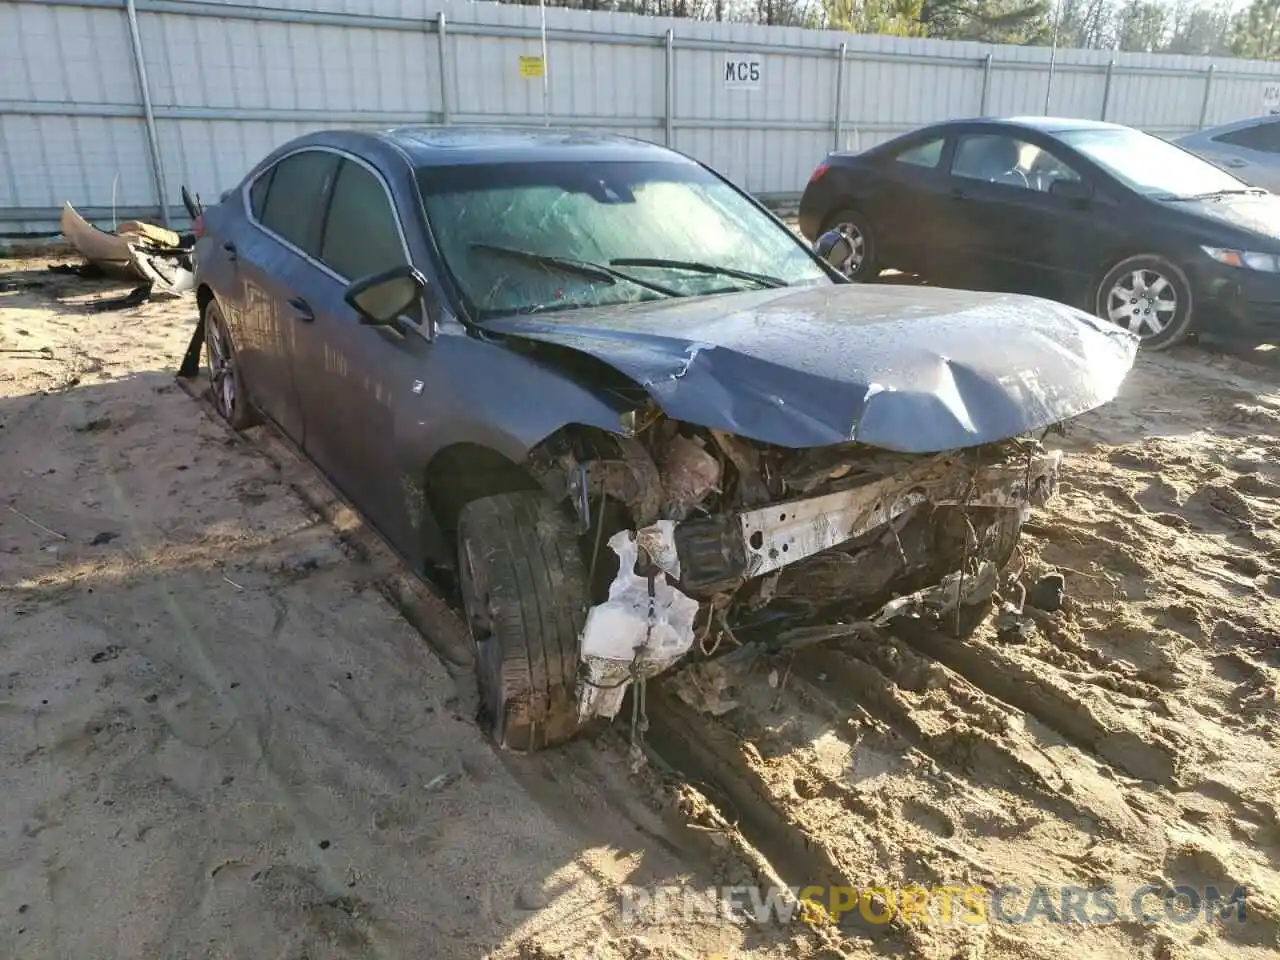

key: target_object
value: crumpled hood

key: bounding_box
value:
[1166,191,1280,242]
[483,284,1139,453]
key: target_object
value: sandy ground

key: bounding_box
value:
[2,258,1279,960]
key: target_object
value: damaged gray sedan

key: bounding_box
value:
[190,127,1139,751]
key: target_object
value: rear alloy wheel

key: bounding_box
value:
[1095,254,1194,350]
[203,300,258,430]
[821,207,879,282]
[456,491,592,752]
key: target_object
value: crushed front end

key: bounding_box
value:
[528,413,1063,723]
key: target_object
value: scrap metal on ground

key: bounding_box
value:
[58,193,199,305]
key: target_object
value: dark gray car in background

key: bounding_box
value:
[190,127,1138,752]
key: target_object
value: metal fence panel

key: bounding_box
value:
[1106,71,1208,132]
[7,0,1280,234]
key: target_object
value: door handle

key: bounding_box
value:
[951,187,969,200]
[222,240,237,262]
[287,297,315,322]
[1224,157,1247,168]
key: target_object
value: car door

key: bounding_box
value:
[292,153,431,539]
[866,134,955,275]
[230,149,342,444]
[941,131,1116,303]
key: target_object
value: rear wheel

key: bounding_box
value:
[203,300,259,430]
[1094,254,1194,350]
[456,491,592,752]
[820,207,879,282]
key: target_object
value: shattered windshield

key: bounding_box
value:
[415,160,830,319]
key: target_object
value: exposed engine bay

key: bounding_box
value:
[527,405,1062,722]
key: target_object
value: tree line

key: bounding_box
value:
[496,0,1280,59]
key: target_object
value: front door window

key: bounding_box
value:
[952,134,1082,193]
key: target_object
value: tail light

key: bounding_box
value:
[192,213,205,239]
[807,163,830,186]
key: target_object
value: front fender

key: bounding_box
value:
[389,330,638,569]
[396,331,635,470]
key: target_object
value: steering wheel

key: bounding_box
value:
[994,167,1030,188]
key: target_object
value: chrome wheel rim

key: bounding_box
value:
[831,222,866,276]
[205,314,236,420]
[1105,268,1177,338]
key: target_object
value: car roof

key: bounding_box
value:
[918,116,1129,135]
[859,116,1132,157]
[987,116,1129,133]
[1179,113,1280,139]
[377,125,690,167]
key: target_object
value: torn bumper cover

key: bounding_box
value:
[578,530,701,720]
[576,448,1062,720]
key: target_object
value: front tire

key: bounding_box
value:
[456,491,592,752]
[1094,254,1194,350]
[203,300,258,429]
[820,207,880,282]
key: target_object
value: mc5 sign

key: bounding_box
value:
[724,56,762,90]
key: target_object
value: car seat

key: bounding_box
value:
[983,138,1027,187]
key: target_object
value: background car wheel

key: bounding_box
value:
[203,301,258,430]
[1094,254,1194,350]
[820,207,880,282]
[456,491,591,752]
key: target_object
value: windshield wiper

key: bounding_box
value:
[1163,187,1266,201]
[609,257,789,289]
[468,243,680,297]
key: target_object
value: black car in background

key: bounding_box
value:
[799,116,1280,350]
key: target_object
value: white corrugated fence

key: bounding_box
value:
[4,0,1280,234]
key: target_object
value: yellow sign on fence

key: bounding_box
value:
[519,55,545,79]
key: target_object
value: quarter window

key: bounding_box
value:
[258,150,341,255]
[893,138,943,168]
[248,167,273,219]
[319,159,409,281]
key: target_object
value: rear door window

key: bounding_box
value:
[258,150,341,255]
[319,159,409,281]
[1211,121,1280,154]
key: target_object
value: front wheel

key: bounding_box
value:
[456,491,592,752]
[1094,254,1194,350]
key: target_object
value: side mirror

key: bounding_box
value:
[814,228,855,275]
[1049,178,1093,204]
[344,264,427,326]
